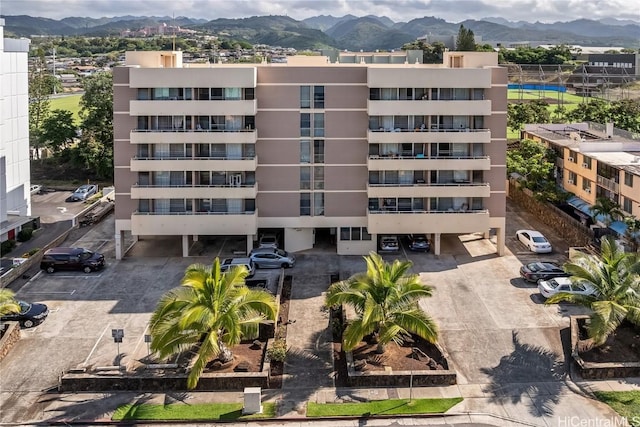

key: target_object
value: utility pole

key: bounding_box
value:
[52,47,56,95]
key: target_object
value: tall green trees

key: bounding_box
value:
[547,236,640,346]
[455,25,476,51]
[507,100,551,133]
[40,109,77,153]
[150,259,277,389]
[506,139,555,190]
[325,252,438,353]
[590,197,624,226]
[77,72,113,179]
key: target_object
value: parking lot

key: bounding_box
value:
[0,199,598,424]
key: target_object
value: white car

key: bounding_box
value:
[379,235,399,252]
[538,277,597,299]
[30,184,42,195]
[515,229,552,253]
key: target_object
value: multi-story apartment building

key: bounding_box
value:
[0,19,32,243]
[113,50,507,259]
[522,122,640,235]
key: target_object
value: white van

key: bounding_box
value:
[220,258,256,277]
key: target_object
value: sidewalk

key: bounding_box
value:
[34,378,640,426]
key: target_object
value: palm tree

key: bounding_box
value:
[150,258,278,389]
[622,215,640,252]
[590,197,624,226]
[325,252,438,353]
[0,289,20,318]
[547,236,640,347]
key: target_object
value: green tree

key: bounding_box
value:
[506,139,555,190]
[455,25,476,51]
[40,109,77,153]
[28,48,51,159]
[567,99,610,124]
[76,72,113,179]
[547,236,640,347]
[590,197,624,226]
[325,252,438,353]
[507,100,551,133]
[622,216,640,253]
[0,289,20,318]
[150,259,278,389]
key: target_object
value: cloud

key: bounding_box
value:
[0,0,638,23]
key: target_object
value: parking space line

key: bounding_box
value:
[132,325,150,357]
[93,240,110,251]
[20,270,43,290]
[83,323,110,367]
[216,238,227,259]
[51,274,102,279]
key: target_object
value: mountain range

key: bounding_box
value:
[1,14,639,51]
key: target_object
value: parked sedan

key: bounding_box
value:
[515,229,552,253]
[1,300,49,328]
[407,234,430,252]
[249,248,296,268]
[71,184,98,201]
[379,236,399,252]
[538,277,597,300]
[520,262,570,283]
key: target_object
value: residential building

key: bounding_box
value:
[0,19,32,244]
[522,122,640,235]
[113,50,507,259]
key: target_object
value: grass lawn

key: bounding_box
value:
[49,94,82,124]
[594,391,640,426]
[507,89,587,104]
[306,397,463,417]
[112,402,276,421]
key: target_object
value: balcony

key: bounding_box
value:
[367,209,490,234]
[368,99,491,117]
[131,183,258,199]
[130,129,257,145]
[596,175,619,193]
[367,155,491,171]
[130,99,257,116]
[131,210,258,236]
[368,129,491,144]
[367,182,490,198]
[130,156,258,172]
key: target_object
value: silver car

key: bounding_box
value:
[249,248,295,268]
[71,184,98,201]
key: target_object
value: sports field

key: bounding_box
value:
[49,94,82,124]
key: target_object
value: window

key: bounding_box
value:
[300,86,311,109]
[300,167,311,190]
[313,113,324,137]
[582,178,592,192]
[340,227,372,241]
[568,171,577,184]
[300,139,311,163]
[582,156,592,169]
[624,171,634,187]
[314,86,325,108]
[314,140,324,163]
[314,192,324,216]
[567,152,577,163]
[623,197,633,213]
[300,193,311,216]
[314,166,324,190]
[300,113,311,137]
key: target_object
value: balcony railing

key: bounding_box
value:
[368,182,487,187]
[133,210,256,216]
[596,175,619,193]
[132,184,255,188]
[132,128,255,133]
[368,209,487,214]
[133,156,256,161]
[368,154,488,160]
[369,127,488,133]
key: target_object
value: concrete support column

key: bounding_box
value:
[246,235,253,255]
[483,230,491,239]
[133,234,139,243]
[496,227,505,256]
[115,231,123,260]
[434,233,441,256]
[182,235,189,257]
[193,235,199,242]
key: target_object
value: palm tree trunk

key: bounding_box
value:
[218,340,233,363]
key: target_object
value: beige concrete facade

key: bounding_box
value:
[113,50,507,258]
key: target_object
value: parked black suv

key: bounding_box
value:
[40,247,105,273]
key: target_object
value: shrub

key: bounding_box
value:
[22,248,40,258]
[17,228,33,242]
[266,339,287,362]
[1,240,16,256]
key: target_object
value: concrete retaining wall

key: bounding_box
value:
[570,315,640,379]
[508,181,594,247]
[0,322,21,363]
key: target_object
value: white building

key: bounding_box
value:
[0,18,32,243]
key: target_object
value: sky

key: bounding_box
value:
[0,0,639,24]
